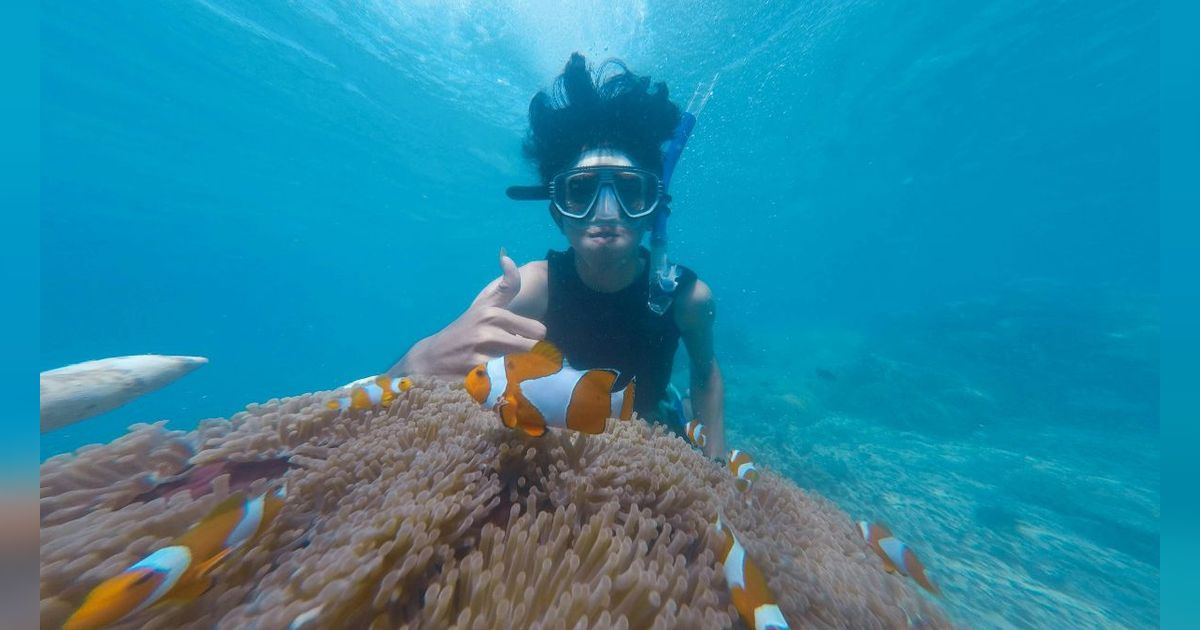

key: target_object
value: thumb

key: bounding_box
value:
[482,247,522,307]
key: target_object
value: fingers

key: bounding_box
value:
[486,307,547,341]
[478,330,540,357]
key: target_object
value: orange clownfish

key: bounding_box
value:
[715,513,790,630]
[858,521,941,595]
[464,341,635,437]
[326,376,412,411]
[64,487,287,630]
[685,419,707,449]
[727,449,759,492]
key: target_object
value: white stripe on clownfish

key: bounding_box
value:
[224,493,265,550]
[225,485,284,551]
[879,537,911,572]
[483,356,507,408]
[736,461,757,480]
[366,382,386,404]
[685,419,707,448]
[128,546,192,614]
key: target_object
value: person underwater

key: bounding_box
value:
[63,486,287,630]
[464,340,634,436]
[326,375,413,411]
[388,52,726,459]
[858,521,941,595]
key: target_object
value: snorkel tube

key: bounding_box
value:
[647,112,696,315]
[648,72,718,315]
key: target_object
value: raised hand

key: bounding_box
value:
[391,249,546,377]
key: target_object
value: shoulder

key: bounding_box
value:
[519,259,549,281]
[509,260,549,320]
[673,276,715,333]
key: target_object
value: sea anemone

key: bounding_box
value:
[40,378,949,629]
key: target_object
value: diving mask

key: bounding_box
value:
[507,166,668,220]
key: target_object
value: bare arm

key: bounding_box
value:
[675,278,725,459]
[389,253,548,378]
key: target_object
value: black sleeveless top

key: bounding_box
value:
[544,247,697,421]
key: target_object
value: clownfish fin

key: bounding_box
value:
[193,547,235,579]
[903,548,941,595]
[505,350,562,384]
[528,341,565,368]
[498,392,546,436]
[161,575,214,602]
[174,493,247,555]
[514,395,549,436]
[520,423,547,437]
[516,406,547,437]
[619,379,635,421]
[497,396,517,429]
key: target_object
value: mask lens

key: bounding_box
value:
[614,171,654,217]
[560,171,599,218]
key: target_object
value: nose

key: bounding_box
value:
[591,184,621,221]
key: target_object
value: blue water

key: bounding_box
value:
[41,1,1158,628]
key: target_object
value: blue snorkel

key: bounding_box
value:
[647,111,697,315]
[646,72,718,314]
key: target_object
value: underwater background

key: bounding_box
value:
[41,1,1157,628]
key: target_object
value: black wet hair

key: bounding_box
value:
[523,52,682,183]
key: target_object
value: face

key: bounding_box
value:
[556,148,652,263]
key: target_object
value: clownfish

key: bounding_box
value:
[64,487,287,630]
[727,449,759,492]
[326,376,412,411]
[715,513,790,630]
[685,419,707,449]
[464,341,635,437]
[858,521,941,595]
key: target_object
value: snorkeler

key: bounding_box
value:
[390,52,725,458]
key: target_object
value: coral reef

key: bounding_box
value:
[40,378,948,629]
